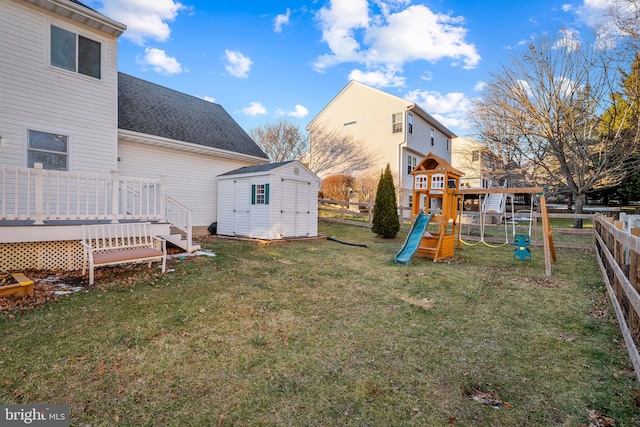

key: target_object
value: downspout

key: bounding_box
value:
[398,108,410,219]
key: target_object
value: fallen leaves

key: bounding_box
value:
[468,389,512,409]
[587,409,616,427]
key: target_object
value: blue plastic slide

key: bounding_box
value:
[395,211,432,264]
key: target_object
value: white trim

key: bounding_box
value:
[118,129,270,164]
[25,0,126,37]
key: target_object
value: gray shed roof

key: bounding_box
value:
[218,161,294,177]
[118,72,269,160]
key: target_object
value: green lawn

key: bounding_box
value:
[0,221,638,426]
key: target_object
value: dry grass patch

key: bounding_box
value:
[0,221,638,426]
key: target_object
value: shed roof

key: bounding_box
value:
[218,160,320,181]
[118,73,269,160]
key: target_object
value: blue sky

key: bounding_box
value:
[85,0,616,138]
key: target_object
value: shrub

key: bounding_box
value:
[372,164,400,238]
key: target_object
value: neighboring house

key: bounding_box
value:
[306,80,456,213]
[0,0,268,271]
[216,160,320,240]
[451,137,490,189]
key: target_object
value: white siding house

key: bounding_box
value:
[307,80,456,212]
[0,0,269,271]
[217,161,320,240]
[0,0,123,173]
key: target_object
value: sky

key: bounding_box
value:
[84,0,620,138]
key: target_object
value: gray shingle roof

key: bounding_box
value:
[118,73,269,159]
[218,161,293,177]
[69,0,96,11]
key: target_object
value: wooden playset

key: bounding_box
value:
[408,153,463,261]
[401,153,556,275]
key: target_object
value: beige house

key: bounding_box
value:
[451,137,490,189]
[306,80,456,212]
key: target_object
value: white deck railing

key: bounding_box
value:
[0,164,193,246]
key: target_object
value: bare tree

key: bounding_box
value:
[321,174,355,201]
[307,122,374,178]
[603,0,640,41]
[470,36,640,226]
[353,170,380,205]
[249,119,308,163]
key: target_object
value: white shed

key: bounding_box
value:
[216,160,320,240]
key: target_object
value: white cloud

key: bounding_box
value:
[274,8,291,33]
[313,1,480,84]
[561,4,573,12]
[242,102,267,116]
[420,71,433,82]
[349,68,405,87]
[286,105,309,118]
[554,28,581,51]
[405,89,472,132]
[97,0,188,45]
[201,96,216,103]
[313,0,370,71]
[224,49,253,78]
[138,48,182,75]
[474,81,487,92]
[366,5,480,69]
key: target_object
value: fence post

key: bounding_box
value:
[110,170,120,223]
[33,163,44,225]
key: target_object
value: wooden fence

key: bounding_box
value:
[593,214,640,383]
[318,199,595,248]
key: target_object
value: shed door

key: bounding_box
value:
[233,179,250,236]
[280,179,311,237]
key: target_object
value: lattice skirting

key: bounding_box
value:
[0,241,84,271]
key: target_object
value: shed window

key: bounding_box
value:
[251,184,270,205]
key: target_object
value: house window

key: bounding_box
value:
[251,184,270,205]
[407,155,417,174]
[51,25,101,79]
[27,130,69,171]
[430,129,435,146]
[408,195,413,209]
[446,139,450,151]
[408,113,414,134]
[392,113,403,133]
[472,150,480,161]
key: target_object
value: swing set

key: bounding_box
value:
[398,153,556,276]
[458,191,535,248]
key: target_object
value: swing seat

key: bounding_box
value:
[513,234,531,261]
